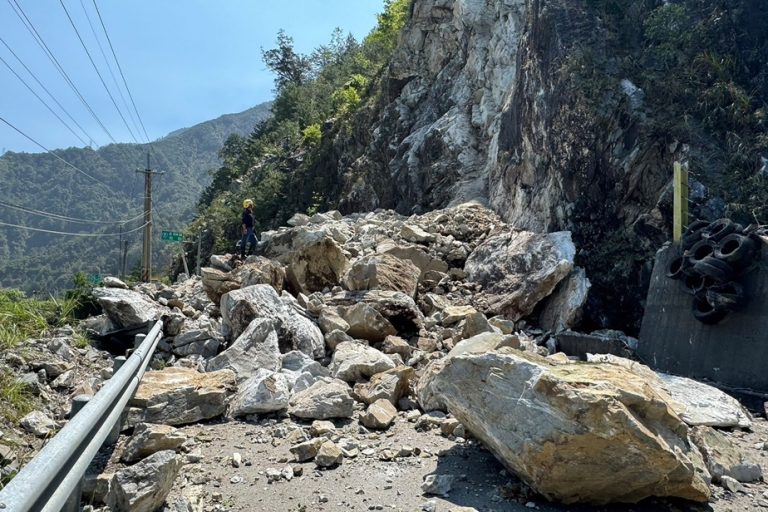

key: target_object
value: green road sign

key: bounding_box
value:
[161,231,184,242]
[87,273,102,285]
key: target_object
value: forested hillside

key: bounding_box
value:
[0,103,271,294]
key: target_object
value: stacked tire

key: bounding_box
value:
[666,218,761,324]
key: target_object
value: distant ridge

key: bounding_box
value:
[0,101,272,293]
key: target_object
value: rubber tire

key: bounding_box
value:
[715,233,756,267]
[703,218,737,243]
[682,220,710,251]
[686,239,716,264]
[683,273,715,298]
[693,256,735,282]
[667,255,689,280]
[693,297,729,325]
[706,281,745,311]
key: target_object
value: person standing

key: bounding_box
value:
[240,198,257,259]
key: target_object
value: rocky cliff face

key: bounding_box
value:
[331,0,697,331]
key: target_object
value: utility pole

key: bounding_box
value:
[121,239,128,279]
[117,225,123,277]
[136,152,164,282]
[196,231,203,277]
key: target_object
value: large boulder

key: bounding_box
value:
[92,288,165,329]
[377,242,449,279]
[288,378,355,419]
[234,256,285,292]
[657,373,752,429]
[107,450,182,512]
[586,355,752,429]
[128,367,236,426]
[206,318,281,380]
[285,237,348,294]
[329,342,396,383]
[229,369,291,417]
[354,366,414,405]
[419,349,711,504]
[171,328,221,358]
[343,254,420,298]
[338,303,396,343]
[220,285,324,359]
[539,267,591,332]
[121,423,187,463]
[200,267,240,304]
[324,290,425,336]
[465,230,575,320]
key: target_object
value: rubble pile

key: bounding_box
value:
[4,203,766,511]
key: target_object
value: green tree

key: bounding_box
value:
[261,30,313,90]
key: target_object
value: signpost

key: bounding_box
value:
[161,231,184,242]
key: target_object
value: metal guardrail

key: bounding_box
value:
[0,321,163,512]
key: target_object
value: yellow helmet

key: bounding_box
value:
[243,199,254,208]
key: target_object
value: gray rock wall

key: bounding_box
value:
[333,0,679,330]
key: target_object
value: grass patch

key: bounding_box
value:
[0,371,34,423]
[72,329,91,349]
[0,289,82,348]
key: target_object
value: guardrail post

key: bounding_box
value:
[64,395,90,512]
[134,333,146,349]
[69,395,90,419]
[113,355,126,373]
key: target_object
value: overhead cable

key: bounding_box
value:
[6,0,116,144]
[92,0,151,143]
[59,0,139,143]
[0,114,112,188]
[0,36,96,146]
[0,220,148,237]
[0,53,89,146]
[78,0,143,140]
[0,199,146,225]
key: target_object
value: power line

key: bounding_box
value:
[58,0,139,143]
[0,36,96,146]
[0,199,146,225]
[92,0,151,143]
[0,219,148,237]
[0,114,112,188]
[6,0,116,144]
[78,0,143,140]
[0,53,89,147]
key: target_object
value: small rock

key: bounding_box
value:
[20,410,56,437]
[721,475,744,493]
[266,468,282,483]
[290,438,325,463]
[379,449,396,461]
[310,420,336,437]
[422,474,454,497]
[361,399,398,430]
[440,418,460,437]
[420,499,438,512]
[232,452,242,468]
[398,445,414,457]
[315,440,343,468]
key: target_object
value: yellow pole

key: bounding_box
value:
[673,162,689,242]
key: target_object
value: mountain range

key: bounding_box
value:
[0,102,271,294]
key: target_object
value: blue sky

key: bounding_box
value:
[0,1,383,154]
